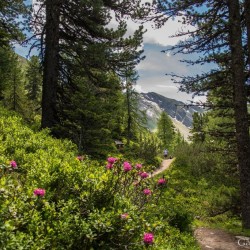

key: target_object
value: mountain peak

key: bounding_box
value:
[140,92,204,128]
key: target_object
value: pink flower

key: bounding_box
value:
[143,233,154,245]
[140,172,149,179]
[157,178,167,185]
[106,163,113,169]
[135,163,142,169]
[76,155,84,161]
[10,160,17,169]
[123,162,132,172]
[121,213,129,219]
[143,189,151,195]
[33,188,45,197]
[107,157,117,164]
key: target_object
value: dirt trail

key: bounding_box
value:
[150,158,175,177]
[195,228,250,250]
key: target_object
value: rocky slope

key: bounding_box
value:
[140,92,204,128]
[138,92,204,140]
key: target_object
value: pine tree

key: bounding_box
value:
[156,111,175,150]
[0,0,28,46]
[59,73,123,157]
[1,52,27,115]
[25,55,42,105]
[0,46,13,99]
[122,68,147,146]
[190,112,208,143]
[31,0,149,130]
[154,0,250,228]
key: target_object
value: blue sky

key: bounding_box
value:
[15,0,210,103]
[121,11,209,102]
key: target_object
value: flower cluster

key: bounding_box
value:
[107,157,117,164]
[135,163,142,169]
[105,158,145,174]
[10,160,17,169]
[157,178,167,186]
[123,161,132,172]
[121,213,129,219]
[103,157,169,245]
[106,157,117,169]
[33,188,46,197]
[143,188,152,196]
[140,172,149,179]
[76,155,84,161]
[143,232,154,245]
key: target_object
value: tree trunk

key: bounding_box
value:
[41,0,60,129]
[126,82,131,146]
[245,0,250,78]
[228,0,250,229]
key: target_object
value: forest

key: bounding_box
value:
[0,0,250,249]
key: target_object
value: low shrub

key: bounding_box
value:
[0,107,199,249]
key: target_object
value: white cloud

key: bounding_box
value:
[140,18,194,46]
[135,43,210,102]
[156,84,177,89]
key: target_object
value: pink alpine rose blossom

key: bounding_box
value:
[33,188,45,197]
[10,160,17,169]
[107,157,117,164]
[157,178,167,185]
[76,155,84,161]
[143,233,154,245]
[143,189,152,195]
[135,163,142,169]
[121,213,129,219]
[123,162,132,172]
[140,172,149,179]
[106,163,113,169]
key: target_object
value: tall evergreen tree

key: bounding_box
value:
[190,112,208,143]
[56,71,123,157]
[0,46,13,99]
[0,0,28,46]
[227,0,250,228]
[25,55,42,104]
[2,52,26,114]
[122,69,147,146]
[154,0,250,228]
[32,0,150,131]
[156,111,175,149]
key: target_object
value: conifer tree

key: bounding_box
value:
[56,71,123,157]
[122,68,147,146]
[156,111,175,149]
[0,0,28,46]
[25,55,42,105]
[31,0,150,131]
[190,112,208,143]
[2,52,26,114]
[0,46,13,99]
[154,0,250,228]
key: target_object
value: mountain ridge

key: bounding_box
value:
[138,92,204,140]
[140,92,204,128]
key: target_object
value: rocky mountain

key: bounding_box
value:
[139,92,204,130]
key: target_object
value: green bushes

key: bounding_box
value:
[171,142,241,229]
[0,107,200,249]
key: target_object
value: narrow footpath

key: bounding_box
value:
[195,228,250,250]
[150,158,175,177]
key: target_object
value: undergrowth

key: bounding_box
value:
[0,107,199,249]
